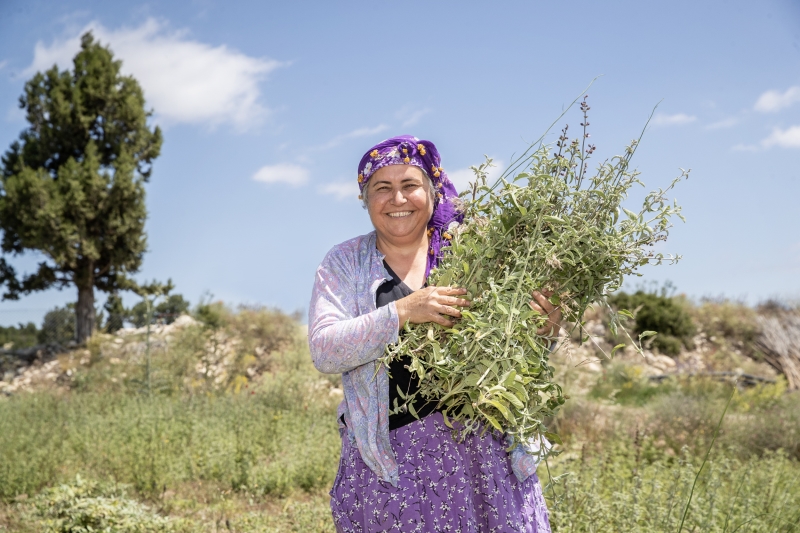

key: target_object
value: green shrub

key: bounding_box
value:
[130,294,191,328]
[0,322,39,350]
[609,290,696,355]
[192,299,227,330]
[38,305,76,346]
[32,476,191,532]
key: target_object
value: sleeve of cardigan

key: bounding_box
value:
[308,249,399,374]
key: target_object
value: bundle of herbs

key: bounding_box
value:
[384,97,688,448]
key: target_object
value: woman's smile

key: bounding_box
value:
[386,211,414,218]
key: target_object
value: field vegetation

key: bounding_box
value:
[1,295,799,532]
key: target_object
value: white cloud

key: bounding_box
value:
[731,125,800,151]
[706,117,739,130]
[762,126,800,148]
[252,163,309,186]
[395,106,431,128]
[754,86,800,113]
[22,19,284,129]
[447,160,505,193]
[652,113,697,127]
[316,124,388,150]
[319,181,359,201]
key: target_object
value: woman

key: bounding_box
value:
[309,135,559,532]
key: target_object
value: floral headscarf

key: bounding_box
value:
[357,135,463,277]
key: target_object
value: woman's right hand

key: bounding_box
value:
[395,286,471,329]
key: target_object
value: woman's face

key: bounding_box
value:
[366,165,434,246]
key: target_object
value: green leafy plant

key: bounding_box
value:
[38,305,76,346]
[385,96,687,447]
[609,289,696,355]
[32,476,190,532]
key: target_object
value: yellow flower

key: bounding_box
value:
[443,232,452,240]
[357,174,364,183]
[402,148,408,154]
[370,149,379,158]
[403,157,410,163]
[417,144,426,155]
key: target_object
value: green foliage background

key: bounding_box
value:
[1,304,798,532]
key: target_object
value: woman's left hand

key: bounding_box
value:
[530,289,562,338]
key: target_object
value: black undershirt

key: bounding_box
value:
[377,261,441,430]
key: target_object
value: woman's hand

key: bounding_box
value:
[395,286,471,329]
[530,289,562,338]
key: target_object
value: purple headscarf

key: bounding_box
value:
[357,135,463,277]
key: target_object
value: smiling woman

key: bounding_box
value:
[308,135,554,532]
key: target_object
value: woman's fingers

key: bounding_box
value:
[438,304,462,319]
[531,289,562,338]
[441,286,468,295]
[430,312,455,327]
[395,286,470,328]
[443,295,471,308]
[530,291,554,314]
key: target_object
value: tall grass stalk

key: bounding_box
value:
[678,384,736,532]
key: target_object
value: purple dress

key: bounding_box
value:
[329,262,551,532]
[330,412,551,532]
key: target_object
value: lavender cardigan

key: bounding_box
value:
[308,231,545,487]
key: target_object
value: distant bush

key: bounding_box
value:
[130,294,191,328]
[38,305,76,345]
[193,298,227,329]
[33,476,190,532]
[103,293,127,333]
[609,290,696,355]
[0,322,39,350]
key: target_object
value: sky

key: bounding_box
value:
[0,0,799,326]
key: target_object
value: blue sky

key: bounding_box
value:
[1,0,799,326]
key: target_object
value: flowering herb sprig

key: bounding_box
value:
[383,97,688,449]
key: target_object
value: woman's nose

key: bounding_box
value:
[391,189,406,204]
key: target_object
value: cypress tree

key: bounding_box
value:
[0,32,162,343]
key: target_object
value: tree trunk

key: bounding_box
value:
[75,266,95,344]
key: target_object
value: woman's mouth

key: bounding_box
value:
[387,211,413,218]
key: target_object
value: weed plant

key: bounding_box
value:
[544,444,800,532]
[0,380,340,501]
